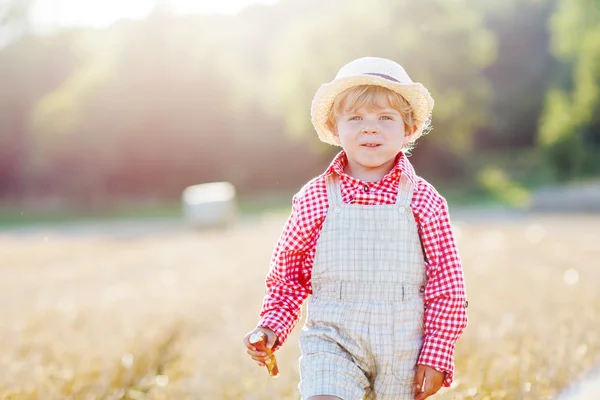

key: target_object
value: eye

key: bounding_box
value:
[349,116,362,121]
[380,116,393,120]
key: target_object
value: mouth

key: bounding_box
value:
[361,143,382,148]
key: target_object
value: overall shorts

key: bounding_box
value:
[298,173,427,400]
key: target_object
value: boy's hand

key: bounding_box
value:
[243,327,278,366]
[413,364,444,399]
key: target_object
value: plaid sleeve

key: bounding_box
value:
[416,194,468,387]
[257,178,328,349]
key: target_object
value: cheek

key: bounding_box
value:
[384,122,407,137]
[336,124,355,139]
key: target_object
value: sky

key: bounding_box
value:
[28,0,280,32]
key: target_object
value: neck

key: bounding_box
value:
[344,158,395,182]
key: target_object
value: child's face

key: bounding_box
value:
[334,102,415,176]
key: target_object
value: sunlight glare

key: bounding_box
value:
[31,0,280,32]
[169,0,280,15]
[31,0,157,31]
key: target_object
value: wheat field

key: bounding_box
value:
[1,210,599,400]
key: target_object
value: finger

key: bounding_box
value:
[256,361,265,367]
[423,376,436,396]
[251,355,268,362]
[413,366,425,394]
[415,375,438,400]
[248,352,268,360]
[246,349,267,357]
[413,382,423,397]
[247,349,268,358]
[415,389,429,400]
[415,391,430,400]
[415,388,435,400]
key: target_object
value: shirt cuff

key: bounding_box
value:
[418,336,456,387]
[257,313,292,351]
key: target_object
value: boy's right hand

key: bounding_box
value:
[243,327,278,366]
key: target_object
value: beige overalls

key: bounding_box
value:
[298,173,427,400]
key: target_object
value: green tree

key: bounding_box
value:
[29,12,242,202]
[265,0,496,159]
[539,0,600,179]
[477,0,557,149]
[0,32,75,199]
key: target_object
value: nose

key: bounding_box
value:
[361,124,379,134]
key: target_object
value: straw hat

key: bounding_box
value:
[310,57,434,146]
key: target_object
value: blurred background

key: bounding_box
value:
[0,0,598,219]
[0,0,599,399]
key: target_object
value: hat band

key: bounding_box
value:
[364,72,401,83]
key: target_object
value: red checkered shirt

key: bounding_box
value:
[258,151,468,387]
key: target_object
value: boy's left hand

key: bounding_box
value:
[413,364,444,399]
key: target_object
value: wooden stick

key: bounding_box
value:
[249,332,279,377]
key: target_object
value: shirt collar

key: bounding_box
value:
[324,150,417,188]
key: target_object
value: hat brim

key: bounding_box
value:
[310,75,434,146]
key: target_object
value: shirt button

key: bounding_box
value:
[398,206,406,214]
[334,206,341,214]
[363,185,369,192]
[420,286,425,293]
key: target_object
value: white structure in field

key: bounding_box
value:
[182,182,237,228]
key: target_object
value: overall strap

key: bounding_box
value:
[395,173,414,207]
[325,174,343,206]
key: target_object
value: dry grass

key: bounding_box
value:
[0,211,599,399]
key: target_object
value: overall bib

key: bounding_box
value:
[299,173,427,400]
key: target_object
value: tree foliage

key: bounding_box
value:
[539,0,600,179]
[268,0,496,156]
[0,0,596,208]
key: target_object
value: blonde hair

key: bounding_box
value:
[326,85,416,135]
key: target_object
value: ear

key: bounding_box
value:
[403,124,419,144]
[331,130,342,145]
[327,121,342,145]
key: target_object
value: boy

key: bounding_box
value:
[243,57,468,400]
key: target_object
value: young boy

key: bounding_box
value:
[243,57,468,400]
